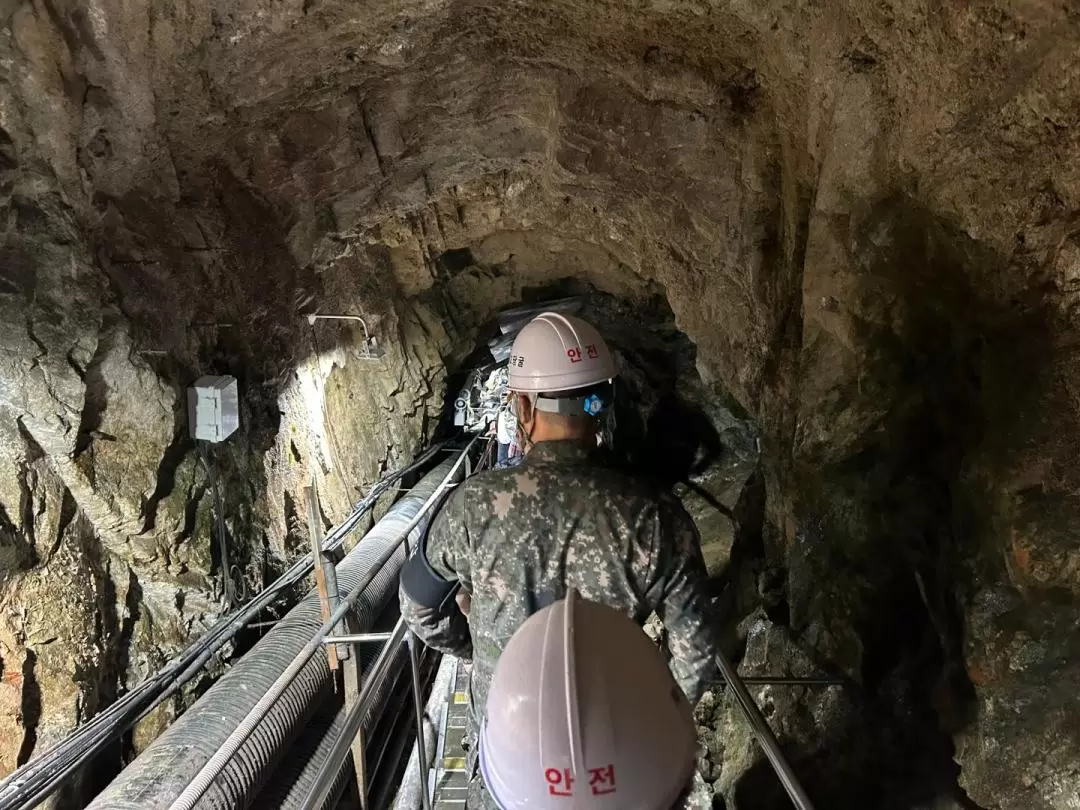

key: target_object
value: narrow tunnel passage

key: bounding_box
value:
[2,2,1080,809]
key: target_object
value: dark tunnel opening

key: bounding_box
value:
[436,278,757,491]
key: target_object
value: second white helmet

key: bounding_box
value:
[479,590,697,809]
[507,313,616,395]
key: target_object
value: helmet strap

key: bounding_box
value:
[513,388,612,451]
[533,387,611,417]
[533,395,590,415]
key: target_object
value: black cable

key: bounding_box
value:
[0,438,454,810]
[198,443,236,609]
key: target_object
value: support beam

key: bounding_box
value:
[306,483,339,671]
[342,613,371,810]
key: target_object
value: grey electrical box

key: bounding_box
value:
[187,375,240,442]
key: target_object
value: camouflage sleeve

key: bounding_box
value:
[648,497,719,705]
[398,485,473,659]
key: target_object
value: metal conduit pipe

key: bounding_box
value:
[373,722,423,810]
[307,646,435,810]
[274,655,426,810]
[258,699,354,810]
[254,650,421,810]
[298,620,410,810]
[367,667,439,810]
[87,455,465,810]
[0,443,448,810]
[257,644,414,809]
[253,638,389,810]
[167,446,472,810]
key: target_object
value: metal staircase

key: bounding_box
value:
[430,658,472,809]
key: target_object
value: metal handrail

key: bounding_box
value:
[0,441,449,810]
[299,619,410,809]
[407,632,433,810]
[166,441,474,810]
[715,651,816,810]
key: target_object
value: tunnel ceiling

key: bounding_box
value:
[3,1,1080,808]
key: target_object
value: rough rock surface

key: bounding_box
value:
[3,0,1080,807]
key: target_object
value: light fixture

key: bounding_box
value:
[305,313,384,359]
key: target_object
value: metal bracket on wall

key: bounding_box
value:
[306,313,384,359]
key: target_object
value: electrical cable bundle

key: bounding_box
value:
[0,439,451,810]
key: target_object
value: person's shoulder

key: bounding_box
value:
[430,469,514,532]
[579,459,676,506]
[457,456,678,510]
[584,462,697,525]
[457,465,521,499]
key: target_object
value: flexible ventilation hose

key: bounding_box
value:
[86,454,465,810]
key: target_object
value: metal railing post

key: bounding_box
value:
[167,444,474,810]
[407,632,433,810]
[305,483,341,670]
[341,613,370,810]
[299,620,409,809]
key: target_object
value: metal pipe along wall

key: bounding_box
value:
[86,455,464,810]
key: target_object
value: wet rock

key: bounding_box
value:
[700,617,971,810]
[703,618,861,808]
[956,585,1080,810]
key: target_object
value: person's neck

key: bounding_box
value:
[526,424,593,450]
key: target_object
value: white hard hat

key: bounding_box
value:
[507,313,616,394]
[479,590,696,809]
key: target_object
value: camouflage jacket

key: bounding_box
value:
[399,440,719,743]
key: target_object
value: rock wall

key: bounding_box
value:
[0,1,451,788]
[3,0,1080,808]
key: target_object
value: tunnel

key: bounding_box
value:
[2,2,1080,809]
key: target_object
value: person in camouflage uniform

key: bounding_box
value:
[399,312,719,808]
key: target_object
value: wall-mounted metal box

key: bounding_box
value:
[187,375,240,442]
